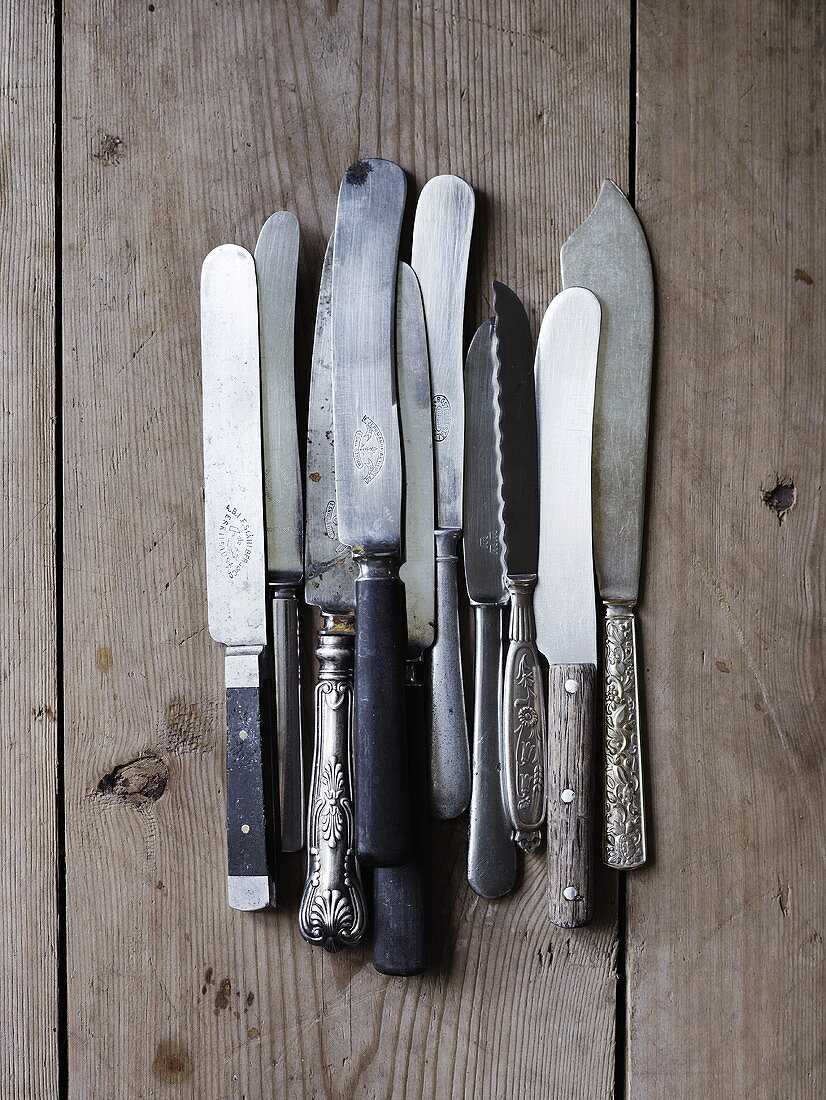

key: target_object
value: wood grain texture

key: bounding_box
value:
[62,2,627,1096]
[0,2,58,1095]
[547,664,597,929]
[629,2,826,1096]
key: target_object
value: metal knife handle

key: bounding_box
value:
[225,648,276,911]
[271,585,304,852]
[427,528,470,819]
[468,605,517,898]
[298,615,366,951]
[547,663,596,928]
[354,554,410,866]
[373,664,428,975]
[603,604,647,869]
[501,575,547,851]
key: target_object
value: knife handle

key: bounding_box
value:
[603,604,647,869]
[547,663,596,928]
[354,554,410,866]
[501,575,546,851]
[427,528,470,819]
[271,585,304,852]
[298,615,367,951]
[225,648,277,911]
[468,605,517,898]
[372,664,428,975]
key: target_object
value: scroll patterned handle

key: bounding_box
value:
[603,604,647,869]
[298,615,366,951]
[501,575,546,852]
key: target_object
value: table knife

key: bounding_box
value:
[534,287,601,928]
[373,262,433,975]
[330,158,410,866]
[561,181,654,870]
[298,237,366,951]
[463,318,517,899]
[254,211,305,853]
[201,244,275,911]
[410,174,475,820]
[494,282,546,854]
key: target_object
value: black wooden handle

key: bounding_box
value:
[354,556,410,866]
[225,654,276,911]
[372,670,427,975]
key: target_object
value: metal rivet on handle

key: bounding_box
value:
[238,729,248,741]
[561,788,575,803]
[241,824,250,835]
[563,886,578,901]
[565,679,579,694]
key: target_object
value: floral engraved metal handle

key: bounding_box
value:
[299,615,367,950]
[501,575,546,851]
[603,604,647,869]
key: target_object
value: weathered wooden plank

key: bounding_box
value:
[0,2,59,1095]
[63,3,628,1096]
[629,2,825,1096]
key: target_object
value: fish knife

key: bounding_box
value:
[561,181,654,870]
[410,174,475,820]
[201,244,276,911]
[534,287,601,928]
[298,237,366,951]
[330,158,410,866]
[254,211,305,853]
[463,318,517,899]
[373,263,433,975]
[494,282,546,854]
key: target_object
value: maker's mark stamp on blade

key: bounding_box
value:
[479,531,500,555]
[352,415,386,484]
[432,395,452,441]
[218,505,254,578]
[324,501,349,555]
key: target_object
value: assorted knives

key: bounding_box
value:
[201,158,654,971]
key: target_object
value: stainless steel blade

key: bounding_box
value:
[410,175,475,530]
[493,281,539,577]
[534,288,601,665]
[463,318,507,606]
[255,211,302,582]
[305,237,357,613]
[331,158,406,554]
[397,262,435,656]
[560,180,654,604]
[202,244,267,647]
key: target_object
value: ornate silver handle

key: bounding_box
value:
[427,528,470,819]
[271,584,304,852]
[298,613,366,951]
[501,575,546,851]
[603,604,647,869]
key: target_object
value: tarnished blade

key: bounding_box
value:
[534,288,601,666]
[397,263,436,655]
[331,158,406,553]
[463,318,507,607]
[305,237,357,613]
[411,175,475,530]
[201,245,266,647]
[561,180,655,605]
[255,211,302,582]
[493,281,539,578]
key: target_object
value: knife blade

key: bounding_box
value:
[493,281,546,854]
[254,210,305,854]
[534,287,601,928]
[463,317,517,899]
[330,158,410,866]
[201,243,275,911]
[298,237,366,952]
[561,180,654,870]
[373,262,432,976]
[410,174,475,820]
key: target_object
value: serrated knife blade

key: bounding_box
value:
[534,287,601,929]
[561,179,654,870]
